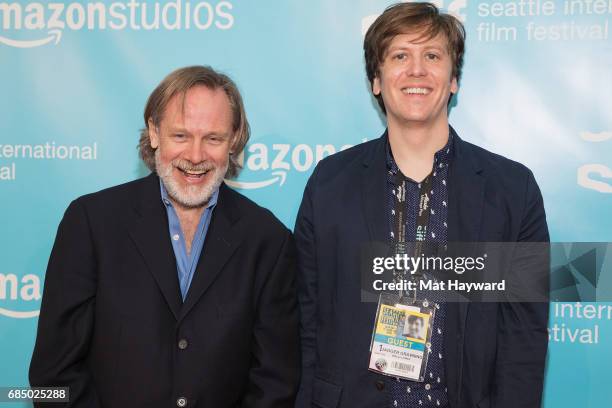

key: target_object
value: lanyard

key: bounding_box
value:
[393,172,433,302]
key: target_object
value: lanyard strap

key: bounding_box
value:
[393,172,433,301]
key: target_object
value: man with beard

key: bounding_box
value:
[30,66,300,408]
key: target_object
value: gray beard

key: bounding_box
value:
[155,149,226,208]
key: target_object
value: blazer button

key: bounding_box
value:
[176,397,188,407]
[375,380,385,391]
[178,339,189,350]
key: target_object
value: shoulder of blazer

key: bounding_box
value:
[218,182,290,237]
[72,173,159,216]
[307,134,386,188]
[317,135,384,172]
[70,174,289,245]
[453,132,534,183]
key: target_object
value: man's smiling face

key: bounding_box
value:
[373,31,458,129]
[149,85,234,208]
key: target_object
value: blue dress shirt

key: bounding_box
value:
[160,180,218,300]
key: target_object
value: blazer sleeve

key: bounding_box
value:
[493,170,550,408]
[240,229,301,408]
[293,168,319,408]
[29,199,101,407]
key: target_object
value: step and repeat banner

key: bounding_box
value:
[1,0,610,407]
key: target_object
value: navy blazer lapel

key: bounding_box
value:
[179,183,242,322]
[445,128,485,407]
[361,134,390,244]
[447,129,485,244]
[128,173,183,320]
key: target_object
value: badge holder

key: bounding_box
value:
[368,292,436,381]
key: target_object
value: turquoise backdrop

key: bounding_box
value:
[1,1,610,406]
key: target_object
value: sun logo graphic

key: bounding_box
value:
[0,273,41,319]
[0,0,234,48]
[224,139,360,190]
[361,0,468,36]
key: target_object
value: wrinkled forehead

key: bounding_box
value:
[160,85,228,125]
[169,85,215,115]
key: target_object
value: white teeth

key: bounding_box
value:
[182,169,208,176]
[402,87,430,95]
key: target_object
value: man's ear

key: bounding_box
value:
[148,119,159,149]
[450,76,458,95]
[373,76,382,96]
[229,132,239,155]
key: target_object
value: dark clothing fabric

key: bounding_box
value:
[386,135,452,407]
[294,127,549,408]
[30,173,300,408]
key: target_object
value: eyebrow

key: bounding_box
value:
[388,44,445,51]
[165,127,231,138]
[167,126,187,132]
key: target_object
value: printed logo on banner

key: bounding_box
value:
[577,131,612,194]
[0,0,234,48]
[0,273,41,319]
[361,0,468,35]
[225,140,361,190]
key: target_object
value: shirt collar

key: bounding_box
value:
[159,178,219,210]
[385,130,454,175]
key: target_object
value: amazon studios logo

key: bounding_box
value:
[0,273,41,319]
[226,140,359,190]
[0,0,234,48]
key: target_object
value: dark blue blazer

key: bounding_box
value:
[30,174,300,408]
[294,128,549,408]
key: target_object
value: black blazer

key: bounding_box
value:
[30,173,300,408]
[294,128,549,408]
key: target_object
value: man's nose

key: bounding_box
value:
[407,56,427,77]
[184,139,207,164]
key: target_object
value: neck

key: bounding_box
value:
[387,120,449,182]
[171,199,206,255]
[171,198,206,219]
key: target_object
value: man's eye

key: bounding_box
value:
[173,134,185,139]
[393,53,407,61]
[426,53,440,61]
[207,136,224,144]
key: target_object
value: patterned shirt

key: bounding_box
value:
[386,132,453,408]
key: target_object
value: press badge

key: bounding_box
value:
[368,293,435,381]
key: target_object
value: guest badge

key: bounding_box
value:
[368,293,435,382]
